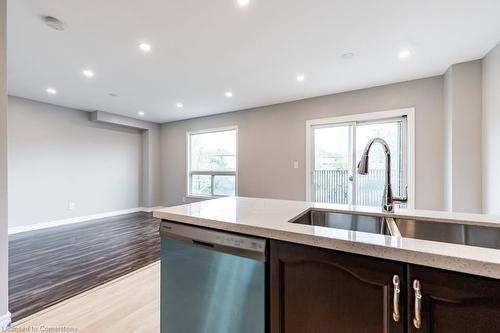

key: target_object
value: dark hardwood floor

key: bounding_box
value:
[8,212,160,322]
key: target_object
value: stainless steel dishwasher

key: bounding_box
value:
[160,221,267,333]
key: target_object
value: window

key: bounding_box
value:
[307,109,415,208]
[187,127,237,197]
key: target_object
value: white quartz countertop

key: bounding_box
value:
[153,196,500,279]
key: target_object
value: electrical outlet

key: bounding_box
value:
[293,161,299,169]
[182,197,187,203]
[68,201,76,210]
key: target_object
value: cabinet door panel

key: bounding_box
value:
[408,265,500,333]
[271,240,405,333]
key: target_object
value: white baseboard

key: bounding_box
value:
[0,311,11,329]
[140,206,165,213]
[8,206,165,235]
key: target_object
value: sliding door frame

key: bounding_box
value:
[309,121,355,204]
[305,108,415,209]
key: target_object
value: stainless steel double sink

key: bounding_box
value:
[290,209,500,250]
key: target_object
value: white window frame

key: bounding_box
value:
[305,108,415,209]
[186,126,238,199]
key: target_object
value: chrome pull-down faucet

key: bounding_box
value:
[357,138,407,212]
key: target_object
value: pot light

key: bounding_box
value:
[82,69,95,78]
[296,74,305,82]
[138,111,145,116]
[139,42,152,53]
[399,49,411,59]
[225,91,233,98]
[46,88,57,95]
[237,0,250,6]
[176,103,183,108]
[43,16,65,31]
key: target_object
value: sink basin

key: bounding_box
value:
[394,218,500,250]
[291,209,500,250]
[290,209,398,236]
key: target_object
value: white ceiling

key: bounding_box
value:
[7,0,500,123]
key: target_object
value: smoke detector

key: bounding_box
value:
[341,52,355,60]
[43,16,65,31]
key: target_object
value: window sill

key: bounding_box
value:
[186,194,229,200]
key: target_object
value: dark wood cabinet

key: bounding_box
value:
[270,240,406,333]
[408,265,500,333]
[270,240,500,333]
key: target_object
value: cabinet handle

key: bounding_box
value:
[392,275,400,322]
[413,280,422,329]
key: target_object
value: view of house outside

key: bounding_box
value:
[189,129,237,196]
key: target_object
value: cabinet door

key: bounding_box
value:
[270,240,406,333]
[408,265,500,333]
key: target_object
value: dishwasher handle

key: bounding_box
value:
[160,220,267,262]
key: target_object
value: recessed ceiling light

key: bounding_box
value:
[176,103,183,108]
[399,49,411,59]
[225,91,233,98]
[108,93,118,97]
[82,69,95,78]
[237,0,250,6]
[296,74,305,82]
[139,42,152,53]
[46,88,57,95]
[138,111,145,116]
[43,16,65,31]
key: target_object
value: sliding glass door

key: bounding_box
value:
[310,116,407,207]
[312,124,353,204]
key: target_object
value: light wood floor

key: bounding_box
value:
[14,261,160,333]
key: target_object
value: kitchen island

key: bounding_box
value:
[154,196,500,279]
[154,196,500,333]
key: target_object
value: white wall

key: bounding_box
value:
[0,0,9,327]
[443,60,483,213]
[90,111,162,208]
[8,97,143,227]
[483,42,500,215]
[443,67,453,211]
[141,126,162,207]
[161,76,445,210]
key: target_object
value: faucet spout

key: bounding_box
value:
[357,138,407,212]
[357,138,390,175]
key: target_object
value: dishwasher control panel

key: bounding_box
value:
[215,234,266,251]
[160,220,267,255]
